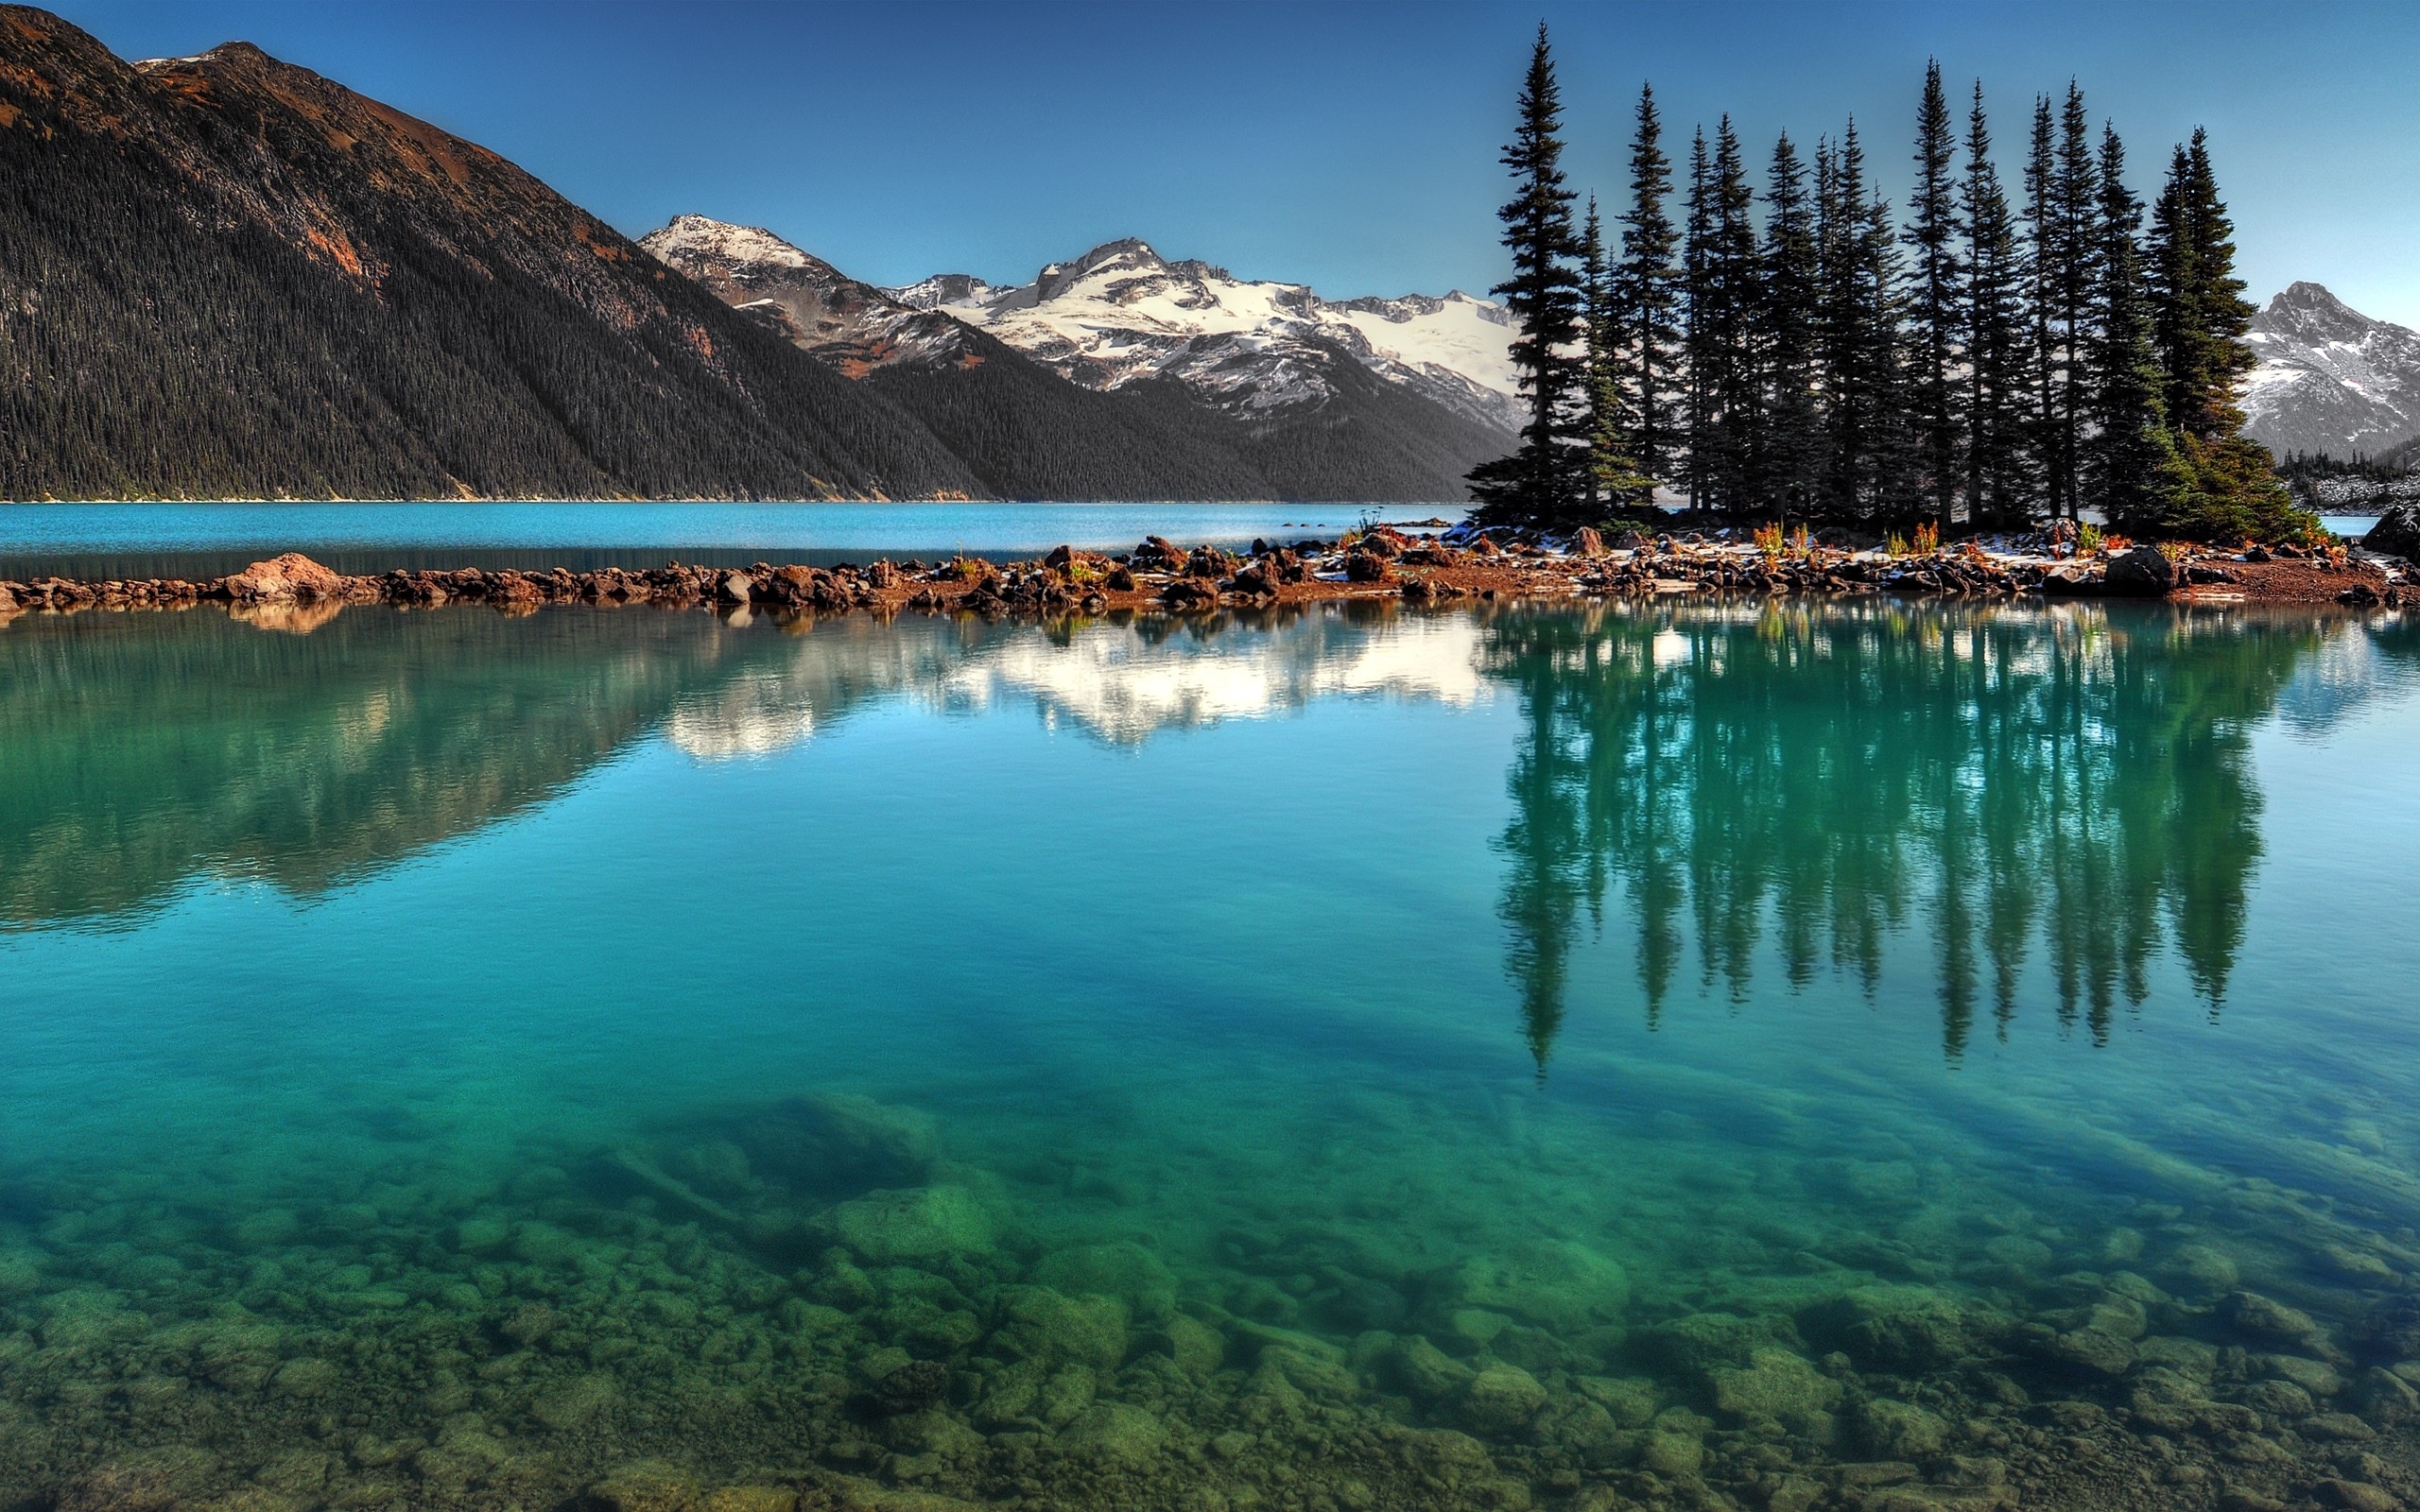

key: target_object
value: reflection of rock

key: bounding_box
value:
[230,599,345,634]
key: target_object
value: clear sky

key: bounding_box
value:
[49,0,2420,326]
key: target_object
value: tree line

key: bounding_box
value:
[1470,27,2316,543]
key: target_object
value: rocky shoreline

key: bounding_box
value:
[0,524,2411,624]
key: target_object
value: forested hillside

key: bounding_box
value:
[0,8,1500,503]
[0,9,988,501]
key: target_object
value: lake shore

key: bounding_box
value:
[0,526,2407,621]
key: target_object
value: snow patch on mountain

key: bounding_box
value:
[2245,282,2420,460]
[889,238,1519,433]
[639,215,970,374]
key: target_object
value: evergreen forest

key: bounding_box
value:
[1471,28,2318,544]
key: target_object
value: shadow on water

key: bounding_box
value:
[1483,600,2418,1074]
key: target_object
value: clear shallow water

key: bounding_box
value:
[2,597,2419,1511]
[0,502,1450,582]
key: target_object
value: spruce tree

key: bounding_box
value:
[1697,115,1763,510]
[1580,198,1646,508]
[2145,129,2314,541]
[1757,132,1823,513]
[2022,96,2063,519]
[1960,81,2032,529]
[1611,83,1684,502]
[2084,123,2185,533]
[1904,60,1965,534]
[1467,24,1587,526]
[2049,83,2101,520]
[1818,121,1903,520]
[1683,127,1719,512]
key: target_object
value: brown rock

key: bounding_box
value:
[1358,531,1403,559]
[866,559,902,590]
[1162,577,1221,611]
[222,553,345,605]
[716,570,755,605]
[1572,526,1608,558]
[1344,552,1393,584]
[1106,565,1138,593]
[1044,543,1077,572]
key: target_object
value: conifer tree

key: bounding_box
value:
[1683,127,1719,512]
[1757,132,1823,512]
[2022,96,2064,518]
[1611,83,1684,501]
[2145,129,2314,541]
[1904,60,1965,534]
[2084,123,2184,532]
[1580,198,1646,508]
[1818,122,1904,519]
[1688,115,1763,510]
[1467,24,1587,525]
[2049,83,2101,518]
[1960,81,2032,528]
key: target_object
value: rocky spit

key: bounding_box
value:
[1,518,2412,627]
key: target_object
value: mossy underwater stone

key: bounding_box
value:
[828,1186,994,1266]
[1804,1284,1983,1369]
[1709,1347,1842,1423]
[991,1285,1131,1370]
[1060,1400,1168,1466]
[1456,1364,1549,1435]
[1032,1241,1178,1319]
[1434,1240,1629,1332]
[1854,1396,1950,1459]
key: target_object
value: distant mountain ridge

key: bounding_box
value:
[640,215,1516,503]
[0,9,987,502]
[0,9,1506,503]
[2245,283,2420,461]
[889,237,1524,435]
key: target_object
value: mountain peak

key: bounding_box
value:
[641,215,815,272]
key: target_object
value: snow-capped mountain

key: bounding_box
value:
[638,215,1511,501]
[639,215,973,374]
[2244,283,2420,460]
[889,238,1521,434]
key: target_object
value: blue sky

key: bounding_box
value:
[52,0,2420,325]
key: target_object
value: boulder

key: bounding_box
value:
[222,553,345,604]
[716,570,756,605]
[2363,502,2420,561]
[1571,525,1609,558]
[1343,551,1393,584]
[1161,577,1220,610]
[2101,544,2175,595]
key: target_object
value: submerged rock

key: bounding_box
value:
[827,1186,993,1265]
[1032,1242,1177,1320]
[1430,1240,1629,1333]
[1709,1347,1841,1423]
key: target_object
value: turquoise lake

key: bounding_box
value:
[3,591,2419,1512]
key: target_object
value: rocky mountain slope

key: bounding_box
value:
[0,8,985,501]
[2245,283,2420,461]
[890,237,1523,435]
[644,217,1513,502]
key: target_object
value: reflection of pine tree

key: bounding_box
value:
[1481,604,2319,1070]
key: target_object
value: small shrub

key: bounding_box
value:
[2076,523,2104,557]
[1788,524,1812,555]
[1753,522,1785,556]
[1884,532,1910,558]
[1913,522,1940,553]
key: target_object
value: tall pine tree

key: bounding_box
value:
[1960,80,2032,529]
[1468,24,1587,526]
[2084,122,2183,533]
[1580,198,1645,507]
[1757,131,1823,513]
[2146,128,2313,541]
[1611,83,1684,502]
[1904,60,1965,534]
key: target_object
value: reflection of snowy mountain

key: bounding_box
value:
[662,608,1490,760]
[2273,625,2420,736]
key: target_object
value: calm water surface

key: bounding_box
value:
[2,596,2418,1511]
[0,502,1444,582]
